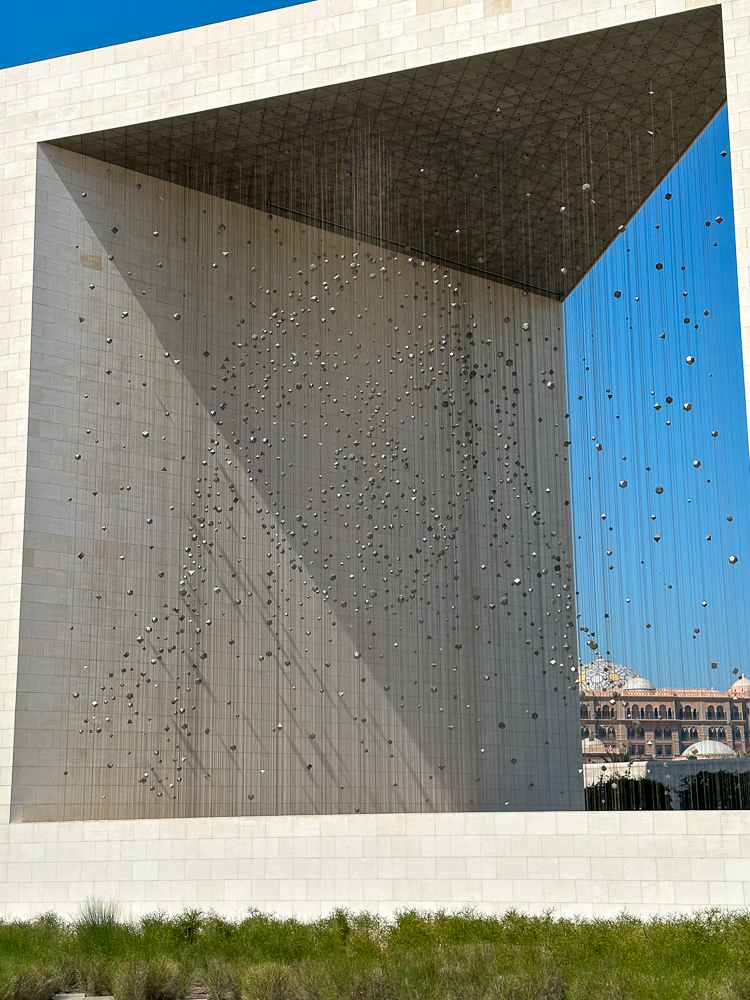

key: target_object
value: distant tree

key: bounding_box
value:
[585,776,671,810]
[677,769,750,809]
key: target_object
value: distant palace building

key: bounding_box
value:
[579,656,750,761]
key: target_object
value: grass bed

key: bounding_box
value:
[0,904,747,1000]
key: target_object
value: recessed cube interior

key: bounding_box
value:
[9,6,728,821]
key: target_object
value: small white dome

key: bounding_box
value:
[582,737,606,749]
[731,675,750,691]
[622,673,656,691]
[682,739,737,758]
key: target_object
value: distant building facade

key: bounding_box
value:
[579,657,750,761]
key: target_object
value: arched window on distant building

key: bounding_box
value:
[707,706,716,720]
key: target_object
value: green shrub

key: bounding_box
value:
[483,972,565,1000]
[0,908,746,1000]
[238,963,306,1000]
[201,958,240,1000]
[677,769,750,809]
[113,959,182,1000]
[74,957,116,997]
[0,967,70,1000]
[585,776,672,810]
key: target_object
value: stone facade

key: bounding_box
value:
[0,810,746,920]
[0,0,745,830]
[1,0,750,916]
[580,685,750,759]
[13,144,579,821]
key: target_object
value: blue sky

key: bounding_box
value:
[0,1,298,69]
[565,107,749,691]
[5,8,745,692]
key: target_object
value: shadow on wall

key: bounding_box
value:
[586,762,750,809]
[12,144,583,822]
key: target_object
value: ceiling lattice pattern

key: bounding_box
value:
[52,7,725,296]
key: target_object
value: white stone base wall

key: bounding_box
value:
[0,810,748,920]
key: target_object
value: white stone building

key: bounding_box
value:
[1,0,750,918]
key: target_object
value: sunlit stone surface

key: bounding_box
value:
[15,148,579,820]
[4,4,732,824]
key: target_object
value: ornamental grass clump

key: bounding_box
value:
[0,907,749,1000]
